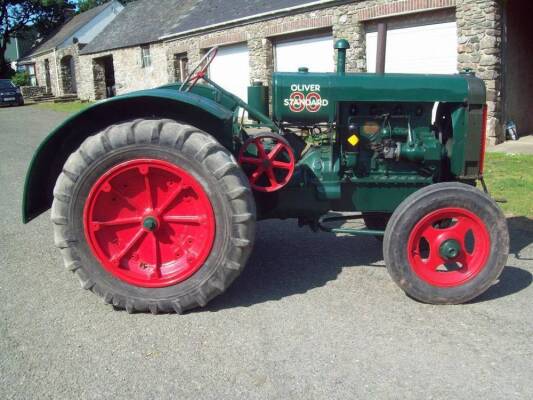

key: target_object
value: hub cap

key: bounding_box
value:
[83,159,215,288]
[407,207,490,288]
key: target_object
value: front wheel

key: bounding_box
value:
[51,119,256,313]
[383,182,509,305]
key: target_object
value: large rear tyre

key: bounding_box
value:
[51,119,256,313]
[383,182,509,305]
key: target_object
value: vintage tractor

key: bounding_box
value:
[23,40,509,313]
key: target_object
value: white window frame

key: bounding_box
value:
[141,45,152,68]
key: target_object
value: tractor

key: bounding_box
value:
[23,40,509,314]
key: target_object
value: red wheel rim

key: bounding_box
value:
[407,207,490,288]
[238,135,295,193]
[83,159,215,288]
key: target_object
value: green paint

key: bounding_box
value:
[440,239,461,260]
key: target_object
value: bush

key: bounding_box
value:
[11,71,30,87]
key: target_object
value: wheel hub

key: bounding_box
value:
[407,207,490,288]
[83,158,216,288]
[439,239,461,260]
[142,216,159,232]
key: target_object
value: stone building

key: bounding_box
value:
[75,0,531,144]
[18,1,123,98]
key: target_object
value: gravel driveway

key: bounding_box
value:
[1,105,532,399]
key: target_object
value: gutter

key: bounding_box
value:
[159,0,340,41]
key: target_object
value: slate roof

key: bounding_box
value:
[25,3,113,57]
[81,0,198,55]
[81,0,335,55]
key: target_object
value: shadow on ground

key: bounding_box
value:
[206,217,533,312]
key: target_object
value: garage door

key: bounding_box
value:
[209,43,249,100]
[275,35,334,73]
[366,22,458,74]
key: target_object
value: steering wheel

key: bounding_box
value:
[179,47,218,92]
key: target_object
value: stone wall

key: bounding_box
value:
[457,0,503,144]
[25,44,82,97]
[20,86,46,98]
[75,0,504,142]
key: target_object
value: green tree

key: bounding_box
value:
[78,0,135,13]
[0,0,74,78]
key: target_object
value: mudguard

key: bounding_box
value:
[23,87,236,223]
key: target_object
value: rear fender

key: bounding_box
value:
[23,88,235,223]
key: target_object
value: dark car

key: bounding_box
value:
[0,79,24,106]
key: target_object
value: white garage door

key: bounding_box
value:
[366,22,458,74]
[209,43,249,100]
[275,35,334,73]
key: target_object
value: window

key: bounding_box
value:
[173,53,188,82]
[27,64,37,86]
[141,45,151,68]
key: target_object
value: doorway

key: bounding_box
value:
[503,1,533,136]
[93,55,116,99]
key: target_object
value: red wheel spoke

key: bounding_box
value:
[452,217,472,240]
[156,182,184,215]
[240,156,262,165]
[255,140,268,159]
[140,166,154,210]
[424,249,444,271]
[250,167,265,184]
[111,229,146,264]
[93,217,142,227]
[421,225,443,243]
[152,235,161,278]
[267,143,284,160]
[265,167,278,186]
[272,161,292,170]
[163,215,203,224]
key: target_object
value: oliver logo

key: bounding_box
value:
[283,84,329,113]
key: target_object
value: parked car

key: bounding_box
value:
[0,79,24,106]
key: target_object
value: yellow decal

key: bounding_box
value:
[348,134,359,147]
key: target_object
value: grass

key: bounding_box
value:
[484,152,533,217]
[35,101,94,113]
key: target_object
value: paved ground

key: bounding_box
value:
[1,105,532,400]
[488,135,533,155]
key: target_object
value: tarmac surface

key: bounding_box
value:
[1,105,532,399]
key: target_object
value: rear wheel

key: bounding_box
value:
[51,119,256,313]
[383,182,509,304]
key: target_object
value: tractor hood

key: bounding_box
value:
[272,71,486,124]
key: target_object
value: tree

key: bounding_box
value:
[0,0,73,78]
[78,0,135,13]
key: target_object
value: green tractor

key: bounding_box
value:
[23,40,509,313]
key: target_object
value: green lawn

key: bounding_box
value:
[484,152,533,217]
[35,101,94,113]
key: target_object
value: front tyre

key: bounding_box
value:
[383,182,509,305]
[51,119,256,313]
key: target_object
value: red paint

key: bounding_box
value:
[238,134,295,193]
[83,159,215,288]
[407,207,490,288]
[479,104,488,175]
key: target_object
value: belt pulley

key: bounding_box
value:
[238,132,295,193]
